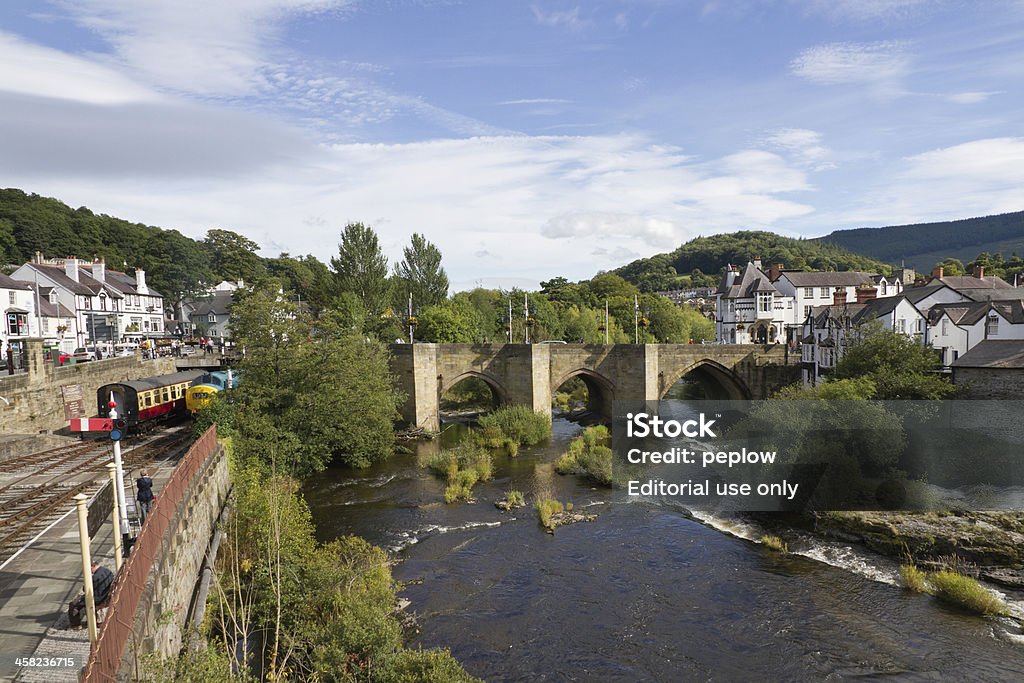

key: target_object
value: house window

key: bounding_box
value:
[49,291,57,304]
[941,319,948,336]
[804,305,812,317]
[895,319,906,333]
[7,292,14,305]
[880,281,887,296]
[987,315,999,336]
[819,287,829,297]
[208,312,217,323]
[804,287,814,298]
[758,293,772,313]
[787,300,792,309]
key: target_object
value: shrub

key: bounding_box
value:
[899,564,928,592]
[426,442,492,503]
[555,426,613,486]
[505,490,525,507]
[929,570,1009,616]
[760,535,788,553]
[478,405,551,446]
[535,496,564,530]
[379,648,482,683]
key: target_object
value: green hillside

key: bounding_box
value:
[614,230,891,292]
[816,211,1024,271]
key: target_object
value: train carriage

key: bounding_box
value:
[96,370,204,430]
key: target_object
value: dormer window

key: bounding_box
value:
[987,314,999,336]
[49,291,58,304]
[208,312,217,323]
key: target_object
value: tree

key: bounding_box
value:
[204,228,266,283]
[394,233,449,310]
[935,258,965,277]
[230,284,403,473]
[332,223,391,317]
[835,326,958,399]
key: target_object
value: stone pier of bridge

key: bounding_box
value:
[389,343,799,433]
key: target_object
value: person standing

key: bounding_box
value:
[136,470,155,524]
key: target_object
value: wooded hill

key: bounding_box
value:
[614,231,891,292]
[816,211,1024,271]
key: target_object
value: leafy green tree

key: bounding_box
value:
[332,222,391,317]
[835,326,958,399]
[394,233,449,310]
[418,298,484,342]
[204,228,266,283]
[230,284,403,473]
[266,253,338,314]
[935,258,965,276]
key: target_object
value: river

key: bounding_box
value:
[304,416,1024,682]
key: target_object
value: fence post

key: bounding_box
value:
[74,493,98,643]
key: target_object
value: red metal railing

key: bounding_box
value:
[83,425,219,682]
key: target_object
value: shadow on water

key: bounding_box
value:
[304,417,1024,682]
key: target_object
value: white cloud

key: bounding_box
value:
[946,90,1004,104]
[544,212,678,245]
[800,0,934,22]
[0,31,159,104]
[842,137,1024,224]
[52,0,354,96]
[531,5,588,30]
[765,128,834,170]
[790,41,909,89]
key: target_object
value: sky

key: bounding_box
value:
[1,1,1024,290]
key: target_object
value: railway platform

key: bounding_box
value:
[0,435,187,682]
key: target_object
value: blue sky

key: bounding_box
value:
[1,1,1023,289]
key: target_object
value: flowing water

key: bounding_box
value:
[305,417,1024,682]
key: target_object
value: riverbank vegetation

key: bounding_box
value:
[477,405,551,447]
[535,496,564,531]
[899,563,1009,616]
[760,535,788,553]
[156,461,478,682]
[425,442,494,503]
[554,426,613,486]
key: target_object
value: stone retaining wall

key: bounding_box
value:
[0,338,177,436]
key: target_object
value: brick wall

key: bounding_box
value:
[0,338,177,435]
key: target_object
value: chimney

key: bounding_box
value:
[135,267,149,295]
[91,257,105,283]
[753,256,763,271]
[856,283,877,304]
[931,265,944,280]
[973,264,985,279]
[832,287,847,307]
[34,251,43,264]
[64,257,79,283]
[769,263,784,281]
[723,266,738,289]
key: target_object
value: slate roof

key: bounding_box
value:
[187,290,234,316]
[964,288,1024,302]
[928,300,1024,326]
[951,340,1024,369]
[20,263,120,298]
[935,275,1014,290]
[717,262,782,298]
[781,271,878,287]
[0,272,32,291]
[903,283,949,304]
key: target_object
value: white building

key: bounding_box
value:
[11,255,164,348]
[0,271,38,363]
[800,287,928,384]
[928,299,1024,369]
[715,260,789,344]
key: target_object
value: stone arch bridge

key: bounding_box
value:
[390,343,799,432]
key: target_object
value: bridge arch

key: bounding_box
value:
[439,370,509,410]
[659,359,752,401]
[551,367,615,418]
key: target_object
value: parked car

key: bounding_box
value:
[71,347,94,362]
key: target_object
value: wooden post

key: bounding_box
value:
[74,493,98,642]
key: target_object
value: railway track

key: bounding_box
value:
[0,427,195,564]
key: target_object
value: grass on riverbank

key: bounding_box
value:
[554,425,613,486]
[426,442,494,503]
[899,563,1009,616]
[760,535,788,553]
[478,405,551,447]
[536,496,564,530]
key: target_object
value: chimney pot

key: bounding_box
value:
[832,287,847,307]
[769,263,784,281]
[753,256,763,271]
[931,265,944,280]
[973,264,985,279]
[64,257,80,283]
[856,284,878,304]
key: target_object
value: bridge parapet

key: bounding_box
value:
[389,343,798,431]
